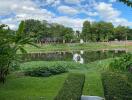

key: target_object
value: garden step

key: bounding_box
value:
[81,95,104,100]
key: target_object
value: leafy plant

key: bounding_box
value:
[0,22,37,83]
[25,65,68,77]
[109,53,132,72]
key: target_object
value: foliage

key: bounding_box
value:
[54,73,85,100]
[25,65,68,77]
[81,21,91,42]
[102,72,132,100]
[24,19,74,43]
[114,25,129,40]
[23,19,132,43]
[81,21,132,42]
[109,53,132,72]
[119,0,132,7]
[0,22,35,83]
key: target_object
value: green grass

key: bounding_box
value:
[0,59,113,100]
[22,42,132,53]
[83,72,104,97]
[0,73,67,100]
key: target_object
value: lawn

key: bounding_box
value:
[0,59,112,100]
[0,73,67,100]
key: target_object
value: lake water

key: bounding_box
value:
[21,50,127,64]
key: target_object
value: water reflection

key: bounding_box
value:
[73,53,84,64]
[21,50,126,64]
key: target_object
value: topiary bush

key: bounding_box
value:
[102,72,132,100]
[54,73,85,100]
[25,65,68,77]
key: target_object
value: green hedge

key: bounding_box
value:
[54,73,85,100]
[102,72,132,100]
[25,65,68,77]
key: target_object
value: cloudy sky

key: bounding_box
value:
[0,0,132,30]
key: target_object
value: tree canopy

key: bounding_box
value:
[119,0,132,7]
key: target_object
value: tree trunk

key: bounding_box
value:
[0,69,5,83]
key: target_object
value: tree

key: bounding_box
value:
[24,19,74,43]
[119,0,132,7]
[81,21,91,42]
[0,21,36,83]
[114,25,129,41]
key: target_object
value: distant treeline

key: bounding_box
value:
[2,19,132,43]
[81,21,132,42]
[23,19,132,43]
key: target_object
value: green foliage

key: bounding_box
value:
[0,22,35,83]
[25,65,68,77]
[114,25,129,40]
[81,21,115,42]
[81,21,91,41]
[55,73,85,100]
[119,0,132,7]
[102,72,132,100]
[109,53,132,72]
[24,19,74,43]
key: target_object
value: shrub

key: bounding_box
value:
[54,73,85,100]
[25,65,68,77]
[109,53,132,72]
[102,72,132,100]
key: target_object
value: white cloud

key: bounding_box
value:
[52,16,94,30]
[0,0,131,30]
[58,6,78,15]
[0,0,55,29]
[95,2,132,26]
[65,0,80,4]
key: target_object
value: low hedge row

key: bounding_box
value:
[54,73,85,100]
[25,65,68,77]
[102,72,132,100]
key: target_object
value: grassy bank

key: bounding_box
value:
[23,42,132,53]
[0,59,112,100]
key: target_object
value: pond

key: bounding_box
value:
[21,50,127,64]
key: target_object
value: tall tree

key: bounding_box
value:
[81,21,91,42]
[114,25,129,41]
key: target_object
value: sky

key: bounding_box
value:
[0,0,132,30]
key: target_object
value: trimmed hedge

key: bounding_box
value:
[102,72,132,100]
[25,65,68,77]
[54,73,85,100]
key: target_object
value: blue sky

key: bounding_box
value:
[0,0,132,30]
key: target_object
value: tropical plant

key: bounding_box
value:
[0,21,37,83]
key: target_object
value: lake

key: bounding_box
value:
[21,50,127,64]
